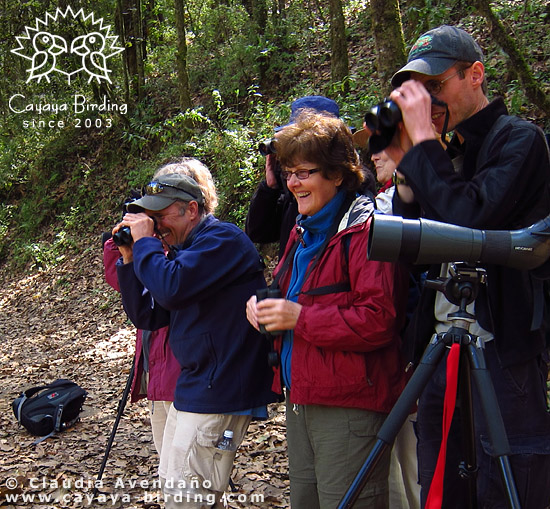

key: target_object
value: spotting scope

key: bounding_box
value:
[367,213,550,270]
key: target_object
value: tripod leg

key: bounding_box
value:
[458,348,478,509]
[92,358,135,497]
[338,337,448,509]
[466,342,521,509]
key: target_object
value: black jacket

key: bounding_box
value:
[245,179,298,259]
[394,98,550,367]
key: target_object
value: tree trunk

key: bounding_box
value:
[370,0,407,94]
[174,0,192,110]
[329,0,349,91]
[115,0,131,104]
[118,0,145,103]
[244,0,269,90]
[472,0,550,117]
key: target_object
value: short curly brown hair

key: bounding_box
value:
[274,110,364,192]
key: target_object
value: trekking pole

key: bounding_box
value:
[92,357,135,497]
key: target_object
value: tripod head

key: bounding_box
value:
[426,263,486,319]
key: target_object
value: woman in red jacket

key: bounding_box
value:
[246,111,409,508]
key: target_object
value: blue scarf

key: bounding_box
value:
[281,189,348,388]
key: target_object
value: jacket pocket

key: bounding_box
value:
[178,332,218,389]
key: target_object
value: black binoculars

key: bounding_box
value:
[113,226,133,246]
[256,288,283,335]
[258,138,276,156]
[364,98,401,133]
[364,95,447,153]
[112,216,158,247]
[256,288,283,367]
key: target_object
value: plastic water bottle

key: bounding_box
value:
[216,429,234,451]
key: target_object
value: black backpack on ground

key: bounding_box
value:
[12,379,87,443]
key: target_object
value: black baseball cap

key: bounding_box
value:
[391,25,484,87]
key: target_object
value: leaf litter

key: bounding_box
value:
[0,244,289,508]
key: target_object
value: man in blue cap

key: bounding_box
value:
[385,24,550,508]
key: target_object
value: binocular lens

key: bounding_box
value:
[113,226,133,246]
[378,101,402,128]
[364,106,381,132]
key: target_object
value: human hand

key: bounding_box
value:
[392,169,415,203]
[390,80,437,146]
[384,123,411,167]
[112,213,155,263]
[265,154,279,189]
[246,295,301,333]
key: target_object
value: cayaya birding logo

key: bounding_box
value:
[11,6,124,85]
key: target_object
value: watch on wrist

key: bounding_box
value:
[392,170,407,187]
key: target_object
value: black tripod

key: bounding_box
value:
[338,263,521,509]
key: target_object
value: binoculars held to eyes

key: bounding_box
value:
[364,99,402,133]
[113,226,133,247]
[364,95,448,153]
[113,214,158,247]
[258,138,277,156]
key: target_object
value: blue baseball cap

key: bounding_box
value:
[275,95,340,131]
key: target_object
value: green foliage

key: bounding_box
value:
[17,211,82,272]
[0,0,549,271]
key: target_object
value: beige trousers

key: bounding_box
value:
[148,400,172,455]
[159,404,251,509]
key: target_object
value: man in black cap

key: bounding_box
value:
[112,164,276,508]
[386,25,550,508]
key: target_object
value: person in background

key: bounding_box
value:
[112,159,276,508]
[245,95,342,258]
[387,25,550,507]
[368,148,421,509]
[103,238,177,456]
[246,110,409,508]
[371,149,397,214]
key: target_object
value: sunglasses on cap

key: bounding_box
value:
[142,181,200,200]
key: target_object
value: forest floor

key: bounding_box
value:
[0,241,290,508]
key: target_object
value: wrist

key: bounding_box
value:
[392,170,407,187]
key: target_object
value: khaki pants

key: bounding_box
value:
[148,400,172,455]
[389,413,420,509]
[159,404,251,509]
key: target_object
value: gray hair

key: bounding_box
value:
[154,158,218,214]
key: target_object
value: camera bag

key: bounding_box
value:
[12,379,87,443]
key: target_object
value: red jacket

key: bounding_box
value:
[273,198,409,413]
[103,238,179,403]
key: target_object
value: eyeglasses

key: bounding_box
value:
[280,169,320,181]
[423,65,471,95]
[143,181,197,199]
